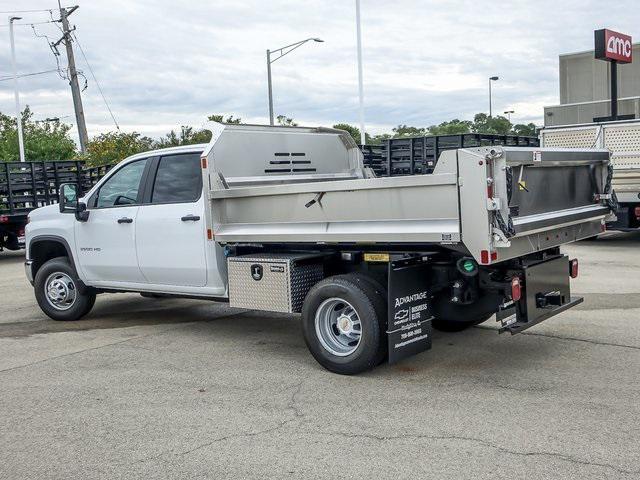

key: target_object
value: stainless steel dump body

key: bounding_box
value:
[203,124,613,265]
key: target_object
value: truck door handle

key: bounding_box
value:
[117,217,133,224]
[181,215,200,222]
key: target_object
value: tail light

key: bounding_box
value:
[510,277,522,302]
[0,215,8,223]
[635,206,640,220]
[18,227,25,237]
[570,258,579,279]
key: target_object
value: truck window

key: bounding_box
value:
[151,153,202,204]
[94,159,147,208]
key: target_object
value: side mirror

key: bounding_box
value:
[59,183,79,213]
[59,183,89,221]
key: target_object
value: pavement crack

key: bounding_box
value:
[475,326,640,351]
[132,381,307,464]
[311,431,639,475]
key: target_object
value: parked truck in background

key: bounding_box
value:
[541,119,640,231]
[25,124,614,374]
[0,161,110,251]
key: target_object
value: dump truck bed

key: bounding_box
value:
[203,124,613,265]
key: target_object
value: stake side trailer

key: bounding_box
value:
[25,124,614,374]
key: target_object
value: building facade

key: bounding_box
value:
[544,43,640,126]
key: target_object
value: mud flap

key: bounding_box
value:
[387,259,433,364]
[497,255,583,334]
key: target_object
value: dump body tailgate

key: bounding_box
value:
[458,147,613,265]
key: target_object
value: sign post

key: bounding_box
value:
[594,29,633,122]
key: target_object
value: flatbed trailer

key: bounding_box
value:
[360,133,539,177]
[0,161,110,250]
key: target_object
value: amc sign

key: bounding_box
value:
[595,29,633,63]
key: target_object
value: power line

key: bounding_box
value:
[0,20,58,28]
[0,69,59,82]
[31,24,67,80]
[71,31,119,130]
[0,7,70,14]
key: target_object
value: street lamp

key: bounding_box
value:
[266,37,323,126]
[488,76,499,117]
[8,16,25,162]
[504,110,514,122]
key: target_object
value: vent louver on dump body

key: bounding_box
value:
[265,152,317,174]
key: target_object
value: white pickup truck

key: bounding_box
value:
[25,124,614,374]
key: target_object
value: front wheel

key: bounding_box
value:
[301,274,386,375]
[34,257,96,321]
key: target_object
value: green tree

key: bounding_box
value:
[332,123,373,144]
[427,119,472,135]
[82,131,154,166]
[276,115,298,127]
[0,107,76,162]
[471,113,512,135]
[207,114,242,124]
[370,133,392,144]
[391,124,427,138]
[512,122,537,136]
[155,126,212,148]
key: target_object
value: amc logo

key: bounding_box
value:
[595,29,633,64]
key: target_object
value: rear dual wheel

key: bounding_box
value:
[301,274,387,375]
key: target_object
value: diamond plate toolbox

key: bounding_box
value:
[228,253,324,313]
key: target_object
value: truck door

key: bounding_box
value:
[135,153,207,287]
[76,158,150,283]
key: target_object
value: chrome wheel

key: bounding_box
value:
[314,297,362,356]
[44,272,77,311]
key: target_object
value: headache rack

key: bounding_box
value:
[360,133,539,177]
[0,161,112,217]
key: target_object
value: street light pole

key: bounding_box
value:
[266,37,323,126]
[8,16,26,163]
[504,110,514,122]
[489,76,499,117]
[266,49,274,126]
[355,0,365,145]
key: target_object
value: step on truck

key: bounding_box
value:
[25,124,615,374]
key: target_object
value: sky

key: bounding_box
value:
[0,0,639,146]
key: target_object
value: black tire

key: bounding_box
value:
[346,273,389,365]
[34,257,96,321]
[302,274,386,375]
[431,293,499,332]
[431,313,493,332]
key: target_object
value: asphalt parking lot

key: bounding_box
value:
[1,233,639,480]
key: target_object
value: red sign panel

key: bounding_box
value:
[595,29,633,63]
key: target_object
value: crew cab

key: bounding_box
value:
[26,124,615,374]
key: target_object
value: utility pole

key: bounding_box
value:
[355,0,366,145]
[8,16,26,162]
[56,3,88,152]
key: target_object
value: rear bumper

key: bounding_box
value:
[497,255,580,334]
[499,296,583,334]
